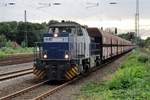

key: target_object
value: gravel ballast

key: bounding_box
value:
[0,53,130,100]
[0,74,41,97]
[0,62,33,75]
[45,54,130,100]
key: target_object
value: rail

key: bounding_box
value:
[0,68,33,81]
[0,80,49,100]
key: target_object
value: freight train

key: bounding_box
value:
[33,21,134,81]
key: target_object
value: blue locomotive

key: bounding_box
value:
[33,21,133,81]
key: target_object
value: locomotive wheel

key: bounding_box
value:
[96,59,101,66]
[83,63,89,73]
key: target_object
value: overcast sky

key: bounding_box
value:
[0,0,150,39]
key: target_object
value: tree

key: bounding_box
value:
[0,21,48,47]
[0,34,7,47]
[118,32,135,41]
[0,22,11,35]
[144,37,150,48]
[117,32,145,46]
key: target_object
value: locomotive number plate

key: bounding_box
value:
[44,37,68,42]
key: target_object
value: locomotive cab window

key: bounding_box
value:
[48,27,75,34]
[48,28,55,33]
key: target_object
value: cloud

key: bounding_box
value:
[0,0,150,39]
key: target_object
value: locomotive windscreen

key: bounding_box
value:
[48,27,75,34]
[41,25,76,60]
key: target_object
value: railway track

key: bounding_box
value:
[0,78,76,100]
[0,68,33,81]
[0,80,49,100]
[0,54,129,100]
[0,54,33,66]
[32,78,77,100]
[32,53,130,100]
[0,60,111,100]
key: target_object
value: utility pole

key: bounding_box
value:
[135,0,139,44]
[24,10,28,47]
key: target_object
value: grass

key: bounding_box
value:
[0,47,33,59]
[78,50,150,100]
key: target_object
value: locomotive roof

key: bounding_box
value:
[49,22,81,27]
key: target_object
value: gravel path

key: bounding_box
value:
[0,62,33,75]
[45,54,130,100]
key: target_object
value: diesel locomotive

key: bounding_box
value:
[33,21,134,81]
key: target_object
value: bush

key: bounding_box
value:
[5,40,13,48]
[79,50,150,100]
[21,41,26,48]
[107,66,147,90]
[0,34,7,47]
[0,47,33,59]
[0,52,8,58]
[138,54,149,63]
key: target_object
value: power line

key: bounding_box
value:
[37,2,61,9]
[0,2,15,7]
[86,2,99,8]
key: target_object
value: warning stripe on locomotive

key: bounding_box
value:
[65,66,78,80]
[33,66,46,79]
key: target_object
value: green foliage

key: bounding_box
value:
[5,40,13,48]
[0,47,33,58]
[117,32,149,47]
[0,22,11,35]
[21,41,27,48]
[118,32,134,41]
[0,34,7,47]
[107,65,147,90]
[0,52,8,58]
[138,54,149,63]
[79,51,150,100]
[0,21,47,47]
[144,37,150,48]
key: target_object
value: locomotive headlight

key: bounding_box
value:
[64,54,69,59]
[54,33,58,37]
[43,54,47,59]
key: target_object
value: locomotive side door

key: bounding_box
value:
[75,27,91,73]
[81,28,90,59]
[76,27,90,59]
